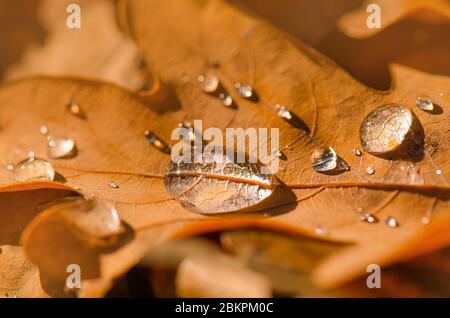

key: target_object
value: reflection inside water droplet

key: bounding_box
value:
[12,157,55,182]
[360,104,413,155]
[164,149,275,214]
[48,137,76,158]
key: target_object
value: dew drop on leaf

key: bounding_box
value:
[164,149,275,214]
[108,181,119,189]
[218,93,233,107]
[12,157,55,182]
[415,95,434,112]
[311,147,347,172]
[198,74,219,93]
[360,104,413,155]
[353,148,362,156]
[234,83,253,99]
[276,105,292,120]
[47,137,76,158]
[59,198,124,238]
[385,216,399,228]
[360,214,378,224]
[145,130,171,154]
[315,227,328,236]
[66,100,86,119]
[40,125,48,136]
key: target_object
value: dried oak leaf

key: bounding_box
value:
[5,0,145,93]
[0,186,75,297]
[0,0,448,293]
[220,229,450,297]
[339,0,450,38]
[124,0,450,287]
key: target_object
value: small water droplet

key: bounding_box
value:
[285,145,293,150]
[385,216,399,228]
[28,151,35,159]
[234,83,253,99]
[218,93,233,107]
[198,74,219,93]
[40,126,48,136]
[360,214,378,223]
[353,148,362,156]
[66,100,86,118]
[5,164,14,171]
[360,104,413,155]
[145,130,171,154]
[416,95,434,112]
[366,166,375,175]
[421,217,430,225]
[311,147,347,172]
[108,181,119,189]
[315,227,328,236]
[276,105,292,120]
[12,157,55,182]
[48,137,76,158]
[357,207,365,213]
[436,169,442,175]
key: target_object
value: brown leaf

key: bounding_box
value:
[0,0,448,294]
[0,187,75,297]
[175,255,272,297]
[5,0,145,92]
[124,0,450,287]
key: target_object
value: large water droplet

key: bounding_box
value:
[13,157,55,182]
[164,149,275,214]
[48,137,76,158]
[198,74,219,93]
[360,104,413,155]
[415,95,434,112]
[59,198,124,239]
